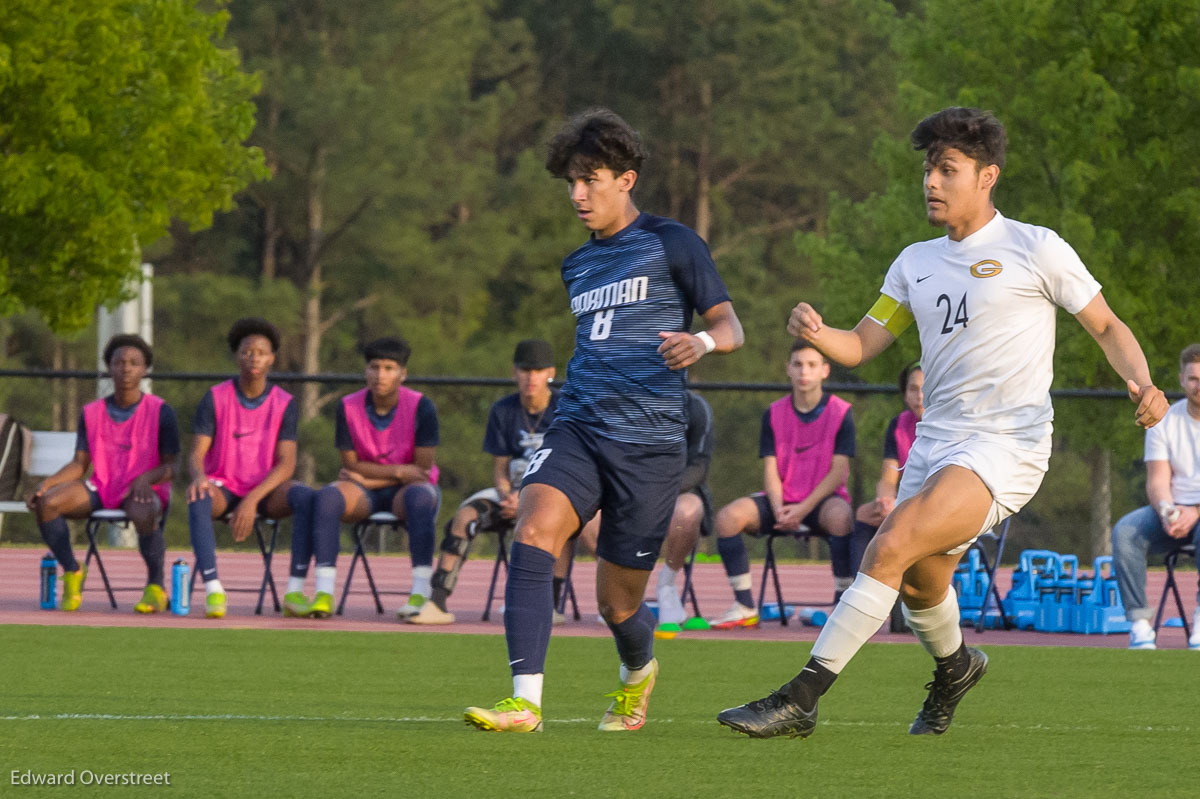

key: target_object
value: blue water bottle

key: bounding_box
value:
[170,559,190,616]
[797,607,828,627]
[39,553,57,609]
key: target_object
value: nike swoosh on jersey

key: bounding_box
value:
[232,431,252,438]
[916,274,933,283]
[793,443,816,454]
[636,550,653,558]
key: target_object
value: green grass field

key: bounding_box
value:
[1,626,1196,797]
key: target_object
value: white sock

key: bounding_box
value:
[620,661,655,684]
[658,565,680,591]
[513,673,544,707]
[204,579,224,596]
[810,572,898,674]
[411,566,432,598]
[729,572,752,592]
[315,567,336,597]
[834,576,853,593]
[287,576,306,595]
[903,589,963,658]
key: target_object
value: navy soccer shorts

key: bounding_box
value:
[521,419,686,570]
[356,483,440,516]
[749,492,841,536]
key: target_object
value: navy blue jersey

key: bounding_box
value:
[680,391,714,493]
[193,383,299,441]
[483,389,560,461]
[334,393,439,451]
[556,212,730,445]
[759,394,856,458]
[882,416,901,461]
[76,397,181,457]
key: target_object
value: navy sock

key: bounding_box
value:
[717,535,754,607]
[829,533,852,579]
[137,529,165,586]
[288,484,317,578]
[606,603,656,671]
[188,496,219,582]
[849,521,876,575]
[552,576,565,607]
[313,485,345,568]
[504,542,555,675]
[39,516,78,572]
[401,485,437,568]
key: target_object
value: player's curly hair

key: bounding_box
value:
[102,334,153,368]
[911,107,1007,169]
[362,336,411,366]
[545,108,648,180]
[227,317,281,353]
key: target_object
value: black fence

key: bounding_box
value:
[0,370,1172,563]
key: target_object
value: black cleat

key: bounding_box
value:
[909,647,988,735]
[717,690,817,739]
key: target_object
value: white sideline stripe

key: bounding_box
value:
[0,712,1191,734]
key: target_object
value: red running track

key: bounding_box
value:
[1,547,1194,649]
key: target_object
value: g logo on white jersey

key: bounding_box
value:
[969,259,1003,278]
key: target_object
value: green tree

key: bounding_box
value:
[801,0,1200,555]
[0,0,265,332]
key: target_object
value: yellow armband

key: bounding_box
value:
[866,294,914,337]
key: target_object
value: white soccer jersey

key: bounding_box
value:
[876,211,1101,445]
[1144,399,1200,505]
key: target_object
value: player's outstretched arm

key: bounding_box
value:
[787,302,895,368]
[1073,292,1168,428]
[658,301,744,370]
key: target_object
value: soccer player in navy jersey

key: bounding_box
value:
[411,339,557,625]
[465,108,744,733]
[187,318,308,619]
[26,335,180,613]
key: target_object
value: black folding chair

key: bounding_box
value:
[965,517,1014,633]
[481,523,578,622]
[481,523,515,622]
[188,515,281,614]
[677,538,703,619]
[1153,543,1196,638]
[83,507,168,609]
[757,525,831,626]
[337,511,409,615]
[555,543,581,622]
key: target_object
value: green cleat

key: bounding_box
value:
[307,592,334,619]
[60,567,87,611]
[283,592,312,618]
[205,592,227,619]
[598,658,659,731]
[396,594,426,620]
[134,584,167,614]
[464,697,543,733]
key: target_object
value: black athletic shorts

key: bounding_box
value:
[521,419,686,570]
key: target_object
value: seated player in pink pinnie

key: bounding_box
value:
[27,334,180,613]
[187,317,310,619]
[285,336,439,620]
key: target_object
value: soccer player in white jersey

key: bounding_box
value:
[718,106,1168,739]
